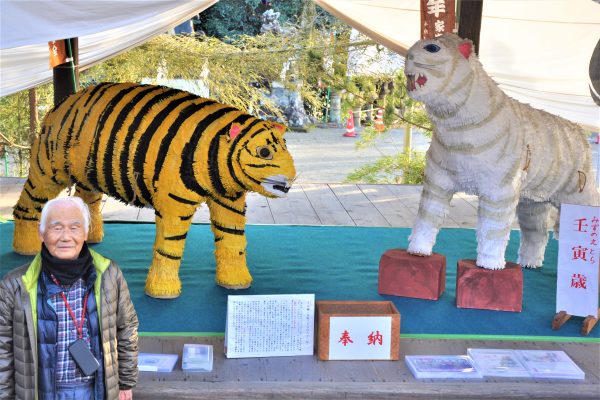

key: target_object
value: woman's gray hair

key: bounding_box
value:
[38,197,91,235]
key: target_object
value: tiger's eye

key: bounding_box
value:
[424,44,440,53]
[257,146,273,160]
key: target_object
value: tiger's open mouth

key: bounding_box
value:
[406,73,428,92]
[261,175,292,197]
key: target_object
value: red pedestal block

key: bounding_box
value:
[378,249,446,300]
[456,260,523,312]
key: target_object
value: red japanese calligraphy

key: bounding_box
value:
[367,330,383,346]
[571,273,587,289]
[338,330,353,346]
[574,218,588,232]
[572,245,589,261]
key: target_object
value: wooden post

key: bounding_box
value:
[53,37,79,106]
[457,0,483,55]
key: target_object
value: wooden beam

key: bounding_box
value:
[53,37,79,105]
[458,0,483,54]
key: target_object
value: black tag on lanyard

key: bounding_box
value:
[68,338,100,376]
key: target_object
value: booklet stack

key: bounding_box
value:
[405,355,482,379]
[182,344,213,372]
[405,349,585,380]
[138,353,178,373]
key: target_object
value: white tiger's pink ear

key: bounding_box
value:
[229,123,242,140]
[458,41,473,59]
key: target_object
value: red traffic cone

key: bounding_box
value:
[343,110,356,137]
[374,108,385,132]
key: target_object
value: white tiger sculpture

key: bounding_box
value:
[405,33,599,270]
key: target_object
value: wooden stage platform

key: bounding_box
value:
[0,178,596,399]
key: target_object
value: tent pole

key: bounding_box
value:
[53,37,79,106]
[457,0,483,54]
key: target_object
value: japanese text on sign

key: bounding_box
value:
[556,204,600,318]
[225,294,314,358]
[420,0,455,39]
[328,316,391,360]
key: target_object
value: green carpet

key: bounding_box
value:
[1,221,598,340]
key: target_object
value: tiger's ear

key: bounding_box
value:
[458,41,473,59]
[271,122,287,135]
[228,123,242,141]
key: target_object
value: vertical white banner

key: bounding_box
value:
[328,316,392,360]
[556,204,600,317]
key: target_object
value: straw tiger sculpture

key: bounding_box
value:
[13,83,296,298]
[405,33,599,270]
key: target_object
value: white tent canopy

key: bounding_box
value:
[0,0,217,96]
[315,0,600,130]
[1,0,599,129]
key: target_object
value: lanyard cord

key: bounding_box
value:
[50,274,89,339]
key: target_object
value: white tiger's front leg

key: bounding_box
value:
[408,175,455,256]
[476,192,519,269]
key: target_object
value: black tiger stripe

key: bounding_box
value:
[214,237,223,242]
[165,233,188,241]
[179,214,194,221]
[24,188,48,203]
[180,114,253,199]
[87,85,140,190]
[82,82,114,108]
[208,197,246,216]
[14,215,38,221]
[73,83,120,143]
[179,106,240,197]
[103,85,160,199]
[226,119,263,190]
[120,88,183,202]
[246,163,279,168]
[212,221,244,235]
[64,108,80,167]
[270,132,280,147]
[156,248,181,260]
[152,100,216,186]
[168,192,197,205]
[132,93,198,204]
[155,210,163,218]
[35,127,45,175]
[14,205,29,214]
[26,180,35,190]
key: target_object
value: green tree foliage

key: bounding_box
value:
[0,85,53,176]
[196,0,336,39]
[345,149,426,184]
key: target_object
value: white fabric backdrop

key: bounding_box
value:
[0,0,217,96]
[315,0,600,130]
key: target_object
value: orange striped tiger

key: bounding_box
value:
[13,82,296,298]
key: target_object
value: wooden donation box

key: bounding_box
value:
[316,301,400,361]
[378,249,446,300]
[456,260,523,312]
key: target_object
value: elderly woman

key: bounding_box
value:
[0,197,138,400]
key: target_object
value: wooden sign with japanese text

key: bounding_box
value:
[328,316,392,360]
[316,300,400,360]
[48,40,69,69]
[225,294,315,358]
[420,0,456,39]
[556,204,600,318]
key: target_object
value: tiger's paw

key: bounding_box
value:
[215,264,253,290]
[144,264,182,299]
[13,219,41,255]
[407,241,433,257]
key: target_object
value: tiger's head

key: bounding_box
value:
[226,121,296,198]
[405,33,475,106]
